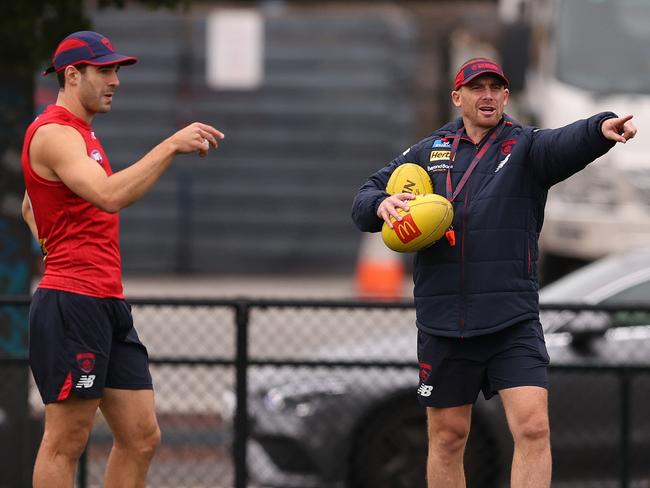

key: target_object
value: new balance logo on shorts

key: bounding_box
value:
[76,375,96,389]
[417,384,433,397]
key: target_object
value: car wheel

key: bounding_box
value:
[348,396,502,488]
[348,396,427,488]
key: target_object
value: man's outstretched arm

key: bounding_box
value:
[29,122,224,213]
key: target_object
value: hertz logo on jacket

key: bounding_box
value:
[430,150,451,162]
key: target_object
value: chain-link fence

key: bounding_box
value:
[2,296,650,488]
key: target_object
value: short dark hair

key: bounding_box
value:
[56,64,87,89]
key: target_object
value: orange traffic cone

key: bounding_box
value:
[355,232,405,300]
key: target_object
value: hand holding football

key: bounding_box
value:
[381,194,453,252]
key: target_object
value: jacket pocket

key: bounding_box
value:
[523,233,540,284]
[524,238,532,279]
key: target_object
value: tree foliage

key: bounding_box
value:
[0,0,188,79]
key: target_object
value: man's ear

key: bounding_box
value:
[65,65,80,86]
[503,88,510,107]
[451,90,462,108]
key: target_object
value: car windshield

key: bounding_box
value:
[539,248,650,304]
[556,0,650,93]
[602,280,650,305]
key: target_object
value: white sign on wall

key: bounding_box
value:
[206,10,264,90]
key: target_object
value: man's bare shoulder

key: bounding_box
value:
[31,122,84,147]
[30,123,89,179]
[31,123,87,162]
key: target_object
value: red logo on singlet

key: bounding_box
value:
[90,149,103,164]
[77,353,96,373]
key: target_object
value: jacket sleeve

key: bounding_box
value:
[351,155,407,233]
[527,111,617,188]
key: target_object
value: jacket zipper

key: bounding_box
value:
[454,127,507,336]
[459,187,470,338]
[459,145,477,338]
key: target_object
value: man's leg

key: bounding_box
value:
[499,386,551,488]
[100,388,161,488]
[426,404,472,488]
[33,396,100,488]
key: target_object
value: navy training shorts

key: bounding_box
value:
[416,319,550,408]
[29,288,153,404]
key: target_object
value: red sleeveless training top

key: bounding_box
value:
[21,105,124,298]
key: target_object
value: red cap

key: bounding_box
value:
[453,58,509,91]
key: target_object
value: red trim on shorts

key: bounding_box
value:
[57,372,73,401]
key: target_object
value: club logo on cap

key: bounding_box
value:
[454,57,509,91]
[100,37,114,52]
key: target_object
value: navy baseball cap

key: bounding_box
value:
[43,31,137,75]
[453,58,509,91]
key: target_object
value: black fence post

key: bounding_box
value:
[77,449,87,488]
[233,300,249,488]
[619,369,631,488]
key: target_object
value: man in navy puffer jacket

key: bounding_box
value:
[351,58,636,488]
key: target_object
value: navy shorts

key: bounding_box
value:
[416,320,550,408]
[29,288,153,404]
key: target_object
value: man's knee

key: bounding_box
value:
[512,417,550,446]
[41,417,93,461]
[142,422,162,455]
[116,420,161,457]
[428,423,470,456]
[427,407,471,457]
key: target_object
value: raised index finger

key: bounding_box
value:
[618,114,634,125]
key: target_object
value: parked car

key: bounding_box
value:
[244,247,650,488]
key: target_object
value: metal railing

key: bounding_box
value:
[2,295,650,488]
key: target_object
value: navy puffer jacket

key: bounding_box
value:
[352,113,616,337]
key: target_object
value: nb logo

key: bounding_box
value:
[417,384,434,397]
[76,375,96,389]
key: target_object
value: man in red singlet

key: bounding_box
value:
[20,30,224,488]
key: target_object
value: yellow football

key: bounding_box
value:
[381,194,453,252]
[386,163,433,195]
